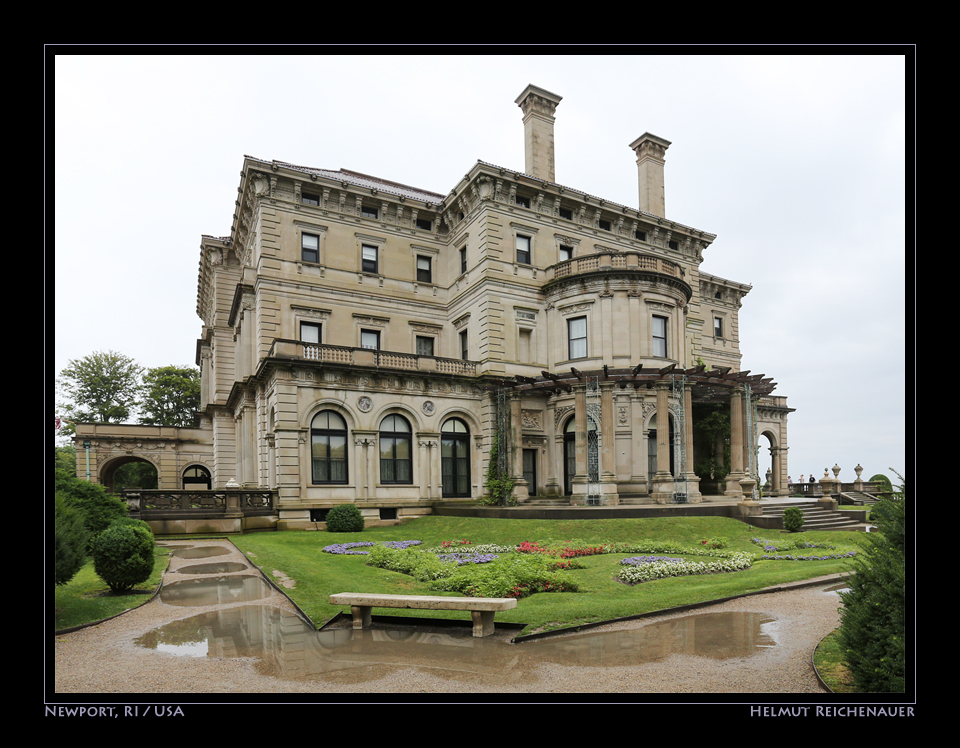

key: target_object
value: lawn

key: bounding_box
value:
[54,544,171,631]
[229,515,867,636]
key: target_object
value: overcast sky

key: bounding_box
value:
[52,52,910,486]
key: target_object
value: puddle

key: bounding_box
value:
[523,612,779,666]
[136,604,779,683]
[159,576,273,607]
[170,546,231,560]
[823,582,851,595]
[172,546,232,560]
[173,562,248,575]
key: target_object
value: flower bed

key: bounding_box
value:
[617,552,754,584]
[322,540,421,555]
[750,537,857,560]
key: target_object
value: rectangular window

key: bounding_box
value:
[361,205,378,219]
[416,255,432,283]
[460,246,467,275]
[714,316,724,338]
[559,245,573,261]
[598,219,611,231]
[516,235,531,265]
[300,322,321,345]
[669,240,679,250]
[652,315,667,358]
[361,330,380,350]
[459,329,468,361]
[416,218,432,231]
[301,233,319,263]
[302,192,319,206]
[568,316,587,360]
[516,196,530,208]
[416,336,434,356]
[559,207,573,220]
[362,244,378,274]
[635,230,647,241]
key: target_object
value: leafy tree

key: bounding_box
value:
[138,365,200,427]
[837,470,906,692]
[58,351,143,424]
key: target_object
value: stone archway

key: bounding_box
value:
[101,455,159,492]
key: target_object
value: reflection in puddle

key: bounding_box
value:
[173,562,248,575]
[171,546,231,560]
[159,576,273,606]
[136,605,779,684]
[524,612,779,666]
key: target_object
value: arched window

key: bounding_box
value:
[311,411,348,484]
[182,465,211,490]
[379,414,412,484]
[441,417,471,497]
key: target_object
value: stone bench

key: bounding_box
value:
[329,592,518,637]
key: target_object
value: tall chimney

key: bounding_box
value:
[515,84,562,182]
[629,133,671,217]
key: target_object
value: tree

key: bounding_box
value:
[58,351,143,424]
[138,365,200,427]
[55,493,89,586]
[837,470,906,692]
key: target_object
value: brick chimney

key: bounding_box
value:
[629,133,671,217]
[515,84,562,182]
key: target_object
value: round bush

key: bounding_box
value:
[91,521,155,592]
[783,506,805,533]
[325,503,365,533]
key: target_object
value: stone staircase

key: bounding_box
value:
[760,501,862,531]
[839,491,881,505]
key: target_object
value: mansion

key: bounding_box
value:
[75,85,792,531]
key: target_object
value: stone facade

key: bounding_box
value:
[75,84,792,529]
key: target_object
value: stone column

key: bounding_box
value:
[683,382,702,502]
[725,386,744,498]
[599,382,619,504]
[652,380,674,503]
[739,393,757,499]
[572,385,588,500]
[510,395,529,501]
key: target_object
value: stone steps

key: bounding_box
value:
[761,501,862,531]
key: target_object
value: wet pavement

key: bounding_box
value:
[54,539,848,694]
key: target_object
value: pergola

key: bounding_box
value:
[485,364,779,504]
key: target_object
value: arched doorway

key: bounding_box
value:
[441,417,471,498]
[182,465,212,490]
[562,415,598,495]
[103,456,158,491]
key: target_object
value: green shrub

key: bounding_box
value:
[783,506,804,533]
[55,468,128,546]
[54,493,89,586]
[837,472,906,692]
[91,520,155,593]
[325,503,365,533]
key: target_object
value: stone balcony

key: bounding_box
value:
[268,339,479,376]
[543,250,692,299]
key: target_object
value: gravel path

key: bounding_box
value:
[53,540,846,696]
